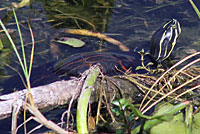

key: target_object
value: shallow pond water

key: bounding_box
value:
[0,0,200,133]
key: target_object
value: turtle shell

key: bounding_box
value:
[53,52,155,78]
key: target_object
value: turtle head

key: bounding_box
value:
[150,19,181,62]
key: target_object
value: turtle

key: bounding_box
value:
[53,19,181,78]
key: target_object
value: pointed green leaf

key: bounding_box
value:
[145,51,150,55]
[135,66,144,70]
[147,62,154,66]
[141,49,145,53]
[0,39,3,50]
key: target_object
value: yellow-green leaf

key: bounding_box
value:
[147,62,154,66]
[0,39,3,50]
[56,37,85,48]
[135,66,144,70]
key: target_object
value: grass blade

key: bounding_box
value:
[189,0,200,19]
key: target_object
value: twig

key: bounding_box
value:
[26,104,71,134]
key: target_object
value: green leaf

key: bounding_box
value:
[192,112,200,134]
[112,98,126,106]
[56,37,85,48]
[152,102,190,120]
[135,66,144,70]
[144,51,150,55]
[112,98,130,110]
[150,113,187,134]
[131,102,190,134]
[146,62,154,66]
[141,49,145,53]
[129,104,152,120]
[76,65,100,134]
[0,39,3,50]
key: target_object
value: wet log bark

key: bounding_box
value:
[0,79,81,120]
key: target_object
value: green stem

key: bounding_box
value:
[141,53,151,72]
[189,0,200,19]
[13,8,28,77]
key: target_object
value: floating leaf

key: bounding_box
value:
[56,37,85,48]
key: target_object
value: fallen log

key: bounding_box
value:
[0,79,81,120]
